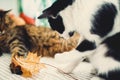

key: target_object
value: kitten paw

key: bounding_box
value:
[10,62,23,75]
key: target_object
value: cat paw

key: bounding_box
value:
[10,62,23,75]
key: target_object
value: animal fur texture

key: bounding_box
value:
[0,10,80,75]
[38,0,120,80]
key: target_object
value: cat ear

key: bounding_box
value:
[38,8,58,19]
[38,9,53,19]
[4,9,12,14]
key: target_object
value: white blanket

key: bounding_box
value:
[0,52,95,80]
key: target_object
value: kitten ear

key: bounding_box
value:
[4,9,12,14]
[0,9,12,17]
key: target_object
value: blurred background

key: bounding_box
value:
[0,0,56,27]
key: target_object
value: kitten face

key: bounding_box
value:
[0,9,11,35]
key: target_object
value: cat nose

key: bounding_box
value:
[69,31,75,37]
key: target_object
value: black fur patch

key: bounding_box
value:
[69,31,75,37]
[8,26,31,50]
[91,3,117,37]
[48,15,65,34]
[99,70,120,80]
[45,0,74,17]
[10,63,23,75]
[76,40,96,52]
[102,32,120,61]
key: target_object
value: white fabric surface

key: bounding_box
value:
[0,52,95,80]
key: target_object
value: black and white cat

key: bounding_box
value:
[38,0,120,80]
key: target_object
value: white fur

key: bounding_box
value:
[59,0,119,46]
[90,44,120,74]
[91,76,105,80]
[55,49,96,73]
[58,0,120,78]
[40,50,95,75]
[54,50,89,73]
[60,0,102,44]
